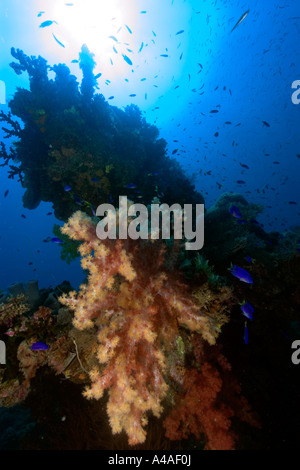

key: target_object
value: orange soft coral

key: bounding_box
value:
[163,365,236,450]
[59,210,222,445]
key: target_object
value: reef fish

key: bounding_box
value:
[51,237,63,244]
[31,342,49,350]
[230,9,250,33]
[52,33,65,48]
[122,54,133,66]
[240,301,254,320]
[230,265,253,284]
[243,322,249,344]
[229,204,242,218]
[39,20,58,28]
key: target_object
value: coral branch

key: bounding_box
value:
[59,211,222,444]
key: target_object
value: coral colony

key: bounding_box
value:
[0,45,299,450]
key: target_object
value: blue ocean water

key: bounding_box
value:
[0,0,299,290]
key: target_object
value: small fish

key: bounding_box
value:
[214,132,219,137]
[239,163,249,169]
[243,321,249,344]
[160,54,168,57]
[108,96,114,100]
[39,20,57,28]
[129,94,136,97]
[91,177,99,182]
[138,42,144,53]
[210,109,218,113]
[245,256,253,263]
[31,342,49,350]
[94,73,102,79]
[125,24,132,34]
[51,237,63,244]
[230,9,250,33]
[152,31,156,37]
[21,214,26,219]
[236,180,246,184]
[64,184,72,191]
[172,149,178,155]
[229,205,242,218]
[4,190,8,197]
[109,35,118,42]
[124,183,138,189]
[240,301,254,320]
[175,30,184,35]
[122,54,133,66]
[230,265,253,284]
[288,201,297,205]
[140,11,147,14]
[71,59,79,63]
[46,212,53,216]
[262,120,270,127]
[37,11,45,17]
[52,33,65,47]
[74,195,84,205]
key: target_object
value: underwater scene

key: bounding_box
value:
[0,0,299,452]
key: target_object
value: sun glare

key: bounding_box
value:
[53,0,124,58]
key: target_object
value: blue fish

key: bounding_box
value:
[125,24,132,34]
[122,54,133,66]
[52,33,65,48]
[240,301,254,320]
[124,183,138,189]
[230,265,253,284]
[74,195,84,205]
[31,342,48,350]
[64,184,72,191]
[243,322,248,344]
[229,205,242,218]
[245,256,253,262]
[39,20,57,28]
[51,237,63,244]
